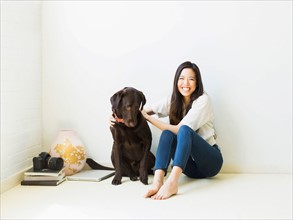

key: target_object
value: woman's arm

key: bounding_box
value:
[141,109,181,134]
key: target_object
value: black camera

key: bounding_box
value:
[33,152,64,171]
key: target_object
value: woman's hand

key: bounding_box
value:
[141,109,150,120]
[109,114,116,127]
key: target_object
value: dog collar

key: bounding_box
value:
[114,113,124,123]
[116,117,124,123]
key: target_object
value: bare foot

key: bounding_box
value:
[151,180,178,200]
[144,182,163,198]
[144,169,165,198]
[148,166,182,200]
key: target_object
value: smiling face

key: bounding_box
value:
[177,68,196,103]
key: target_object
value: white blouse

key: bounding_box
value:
[151,92,216,146]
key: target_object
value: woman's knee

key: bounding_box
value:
[161,129,176,139]
[178,125,193,136]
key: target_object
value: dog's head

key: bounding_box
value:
[110,87,146,127]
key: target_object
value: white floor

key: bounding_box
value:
[1,173,292,219]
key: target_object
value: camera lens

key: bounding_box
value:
[47,157,64,170]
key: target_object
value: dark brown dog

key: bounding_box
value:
[110,87,155,185]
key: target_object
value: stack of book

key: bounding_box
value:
[21,167,66,186]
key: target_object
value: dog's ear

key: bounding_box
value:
[110,90,123,118]
[137,90,146,110]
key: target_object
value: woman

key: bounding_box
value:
[141,61,223,200]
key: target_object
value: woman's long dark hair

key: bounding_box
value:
[169,61,204,125]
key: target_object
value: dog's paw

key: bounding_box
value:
[112,178,122,185]
[130,176,138,181]
[140,176,148,185]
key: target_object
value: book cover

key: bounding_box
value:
[24,172,65,181]
[21,177,67,186]
[67,170,115,182]
[24,167,65,177]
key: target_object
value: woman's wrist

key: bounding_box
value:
[145,114,151,121]
[141,109,151,121]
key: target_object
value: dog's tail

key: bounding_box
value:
[86,158,115,170]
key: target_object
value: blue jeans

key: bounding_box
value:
[154,125,223,178]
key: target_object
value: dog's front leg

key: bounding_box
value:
[110,126,124,185]
[112,141,123,185]
[139,146,150,185]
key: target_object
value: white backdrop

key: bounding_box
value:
[42,1,292,173]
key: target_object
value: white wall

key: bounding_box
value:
[1,2,291,194]
[42,1,292,174]
[1,1,42,192]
